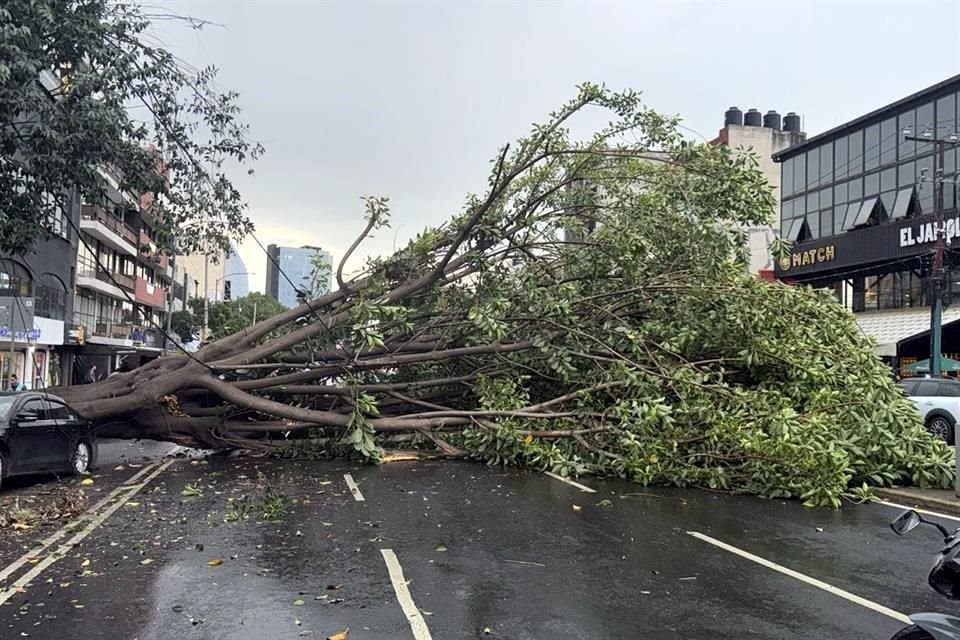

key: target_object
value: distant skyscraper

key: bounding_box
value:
[222,244,250,300]
[266,245,332,308]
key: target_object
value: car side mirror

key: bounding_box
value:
[891,510,922,535]
[14,410,38,424]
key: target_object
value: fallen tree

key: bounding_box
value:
[53,85,952,506]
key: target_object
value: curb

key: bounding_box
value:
[874,488,960,516]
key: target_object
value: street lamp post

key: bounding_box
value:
[903,127,959,378]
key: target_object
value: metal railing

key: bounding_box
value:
[72,312,161,347]
[77,267,135,292]
[80,205,138,247]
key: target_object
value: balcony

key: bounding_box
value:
[73,311,164,350]
[138,230,171,276]
[80,205,138,256]
[135,277,167,308]
[74,312,136,347]
[76,267,135,300]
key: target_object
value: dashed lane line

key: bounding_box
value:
[544,471,596,493]
[0,459,175,605]
[687,530,910,624]
[0,460,162,586]
[344,473,365,502]
[380,549,433,640]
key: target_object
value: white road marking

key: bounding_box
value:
[0,460,161,585]
[122,459,162,485]
[544,471,596,493]
[687,531,910,624]
[0,459,174,605]
[344,473,365,502]
[380,549,433,640]
[877,499,960,523]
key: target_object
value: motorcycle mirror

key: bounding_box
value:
[891,510,922,535]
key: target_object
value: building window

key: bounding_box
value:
[892,187,919,219]
[807,149,820,190]
[819,141,834,185]
[848,129,864,176]
[945,147,958,210]
[917,101,935,136]
[835,135,850,180]
[782,157,795,197]
[35,274,66,321]
[899,109,916,160]
[936,92,957,139]
[0,260,32,297]
[899,161,916,189]
[795,152,806,192]
[820,209,834,238]
[864,124,881,171]
[880,117,897,166]
[918,154,936,212]
[848,176,863,202]
[864,171,880,197]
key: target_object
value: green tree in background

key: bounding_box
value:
[0,0,262,256]
[174,293,286,343]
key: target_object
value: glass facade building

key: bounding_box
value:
[779,82,958,245]
[772,75,960,365]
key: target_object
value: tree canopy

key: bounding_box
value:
[50,84,952,507]
[0,0,261,255]
[171,292,286,343]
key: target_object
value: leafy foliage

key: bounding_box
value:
[0,0,261,255]
[51,82,953,508]
[176,292,286,342]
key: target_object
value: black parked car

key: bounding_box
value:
[0,392,97,487]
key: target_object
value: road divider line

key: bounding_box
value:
[877,499,960,523]
[544,471,596,493]
[0,458,175,606]
[0,460,161,586]
[344,473,365,502]
[687,530,910,624]
[380,549,433,640]
[122,459,162,485]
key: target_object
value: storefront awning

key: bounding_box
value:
[855,307,960,357]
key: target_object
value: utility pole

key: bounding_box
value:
[203,253,209,342]
[905,127,959,377]
[251,300,257,328]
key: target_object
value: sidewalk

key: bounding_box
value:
[874,487,960,516]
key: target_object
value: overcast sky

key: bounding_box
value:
[153,0,960,294]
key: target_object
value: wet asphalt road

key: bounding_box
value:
[0,457,954,639]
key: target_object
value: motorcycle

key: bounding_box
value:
[890,509,960,639]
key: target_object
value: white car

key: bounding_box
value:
[897,377,960,444]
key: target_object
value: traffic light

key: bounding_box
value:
[223,280,232,301]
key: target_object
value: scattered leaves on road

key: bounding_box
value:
[435,544,448,552]
[80,478,94,486]
[572,504,582,512]
[293,599,305,606]
[207,558,223,567]
[327,629,349,640]
[139,558,154,565]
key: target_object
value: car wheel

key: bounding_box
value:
[71,441,91,475]
[925,415,955,445]
[0,449,7,489]
[891,625,935,640]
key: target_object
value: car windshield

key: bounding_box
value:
[0,396,16,421]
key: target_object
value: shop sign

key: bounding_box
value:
[0,328,42,341]
[778,245,837,272]
[899,215,960,248]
